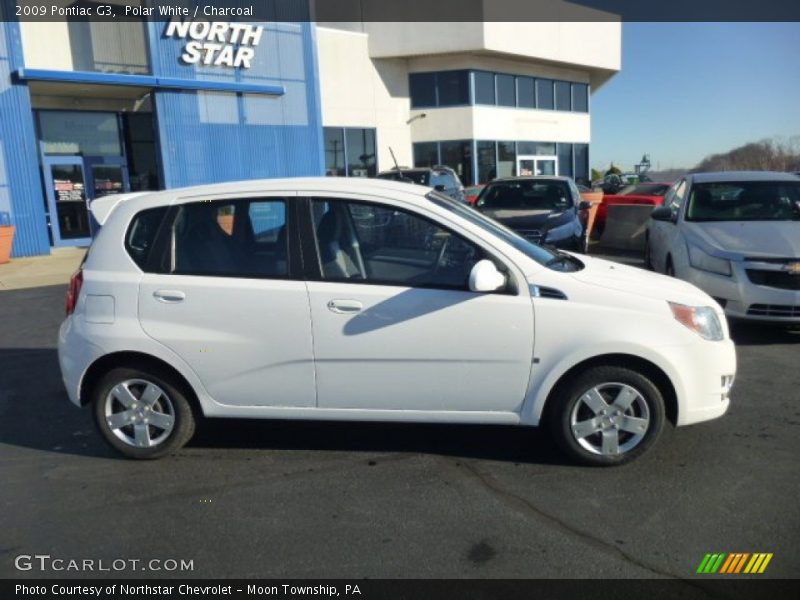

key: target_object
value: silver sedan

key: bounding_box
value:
[645,171,800,323]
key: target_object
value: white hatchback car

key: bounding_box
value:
[646,171,800,323]
[58,178,736,465]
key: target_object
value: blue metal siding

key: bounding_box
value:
[148,20,324,188]
[0,19,51,257]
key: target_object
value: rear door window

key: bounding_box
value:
[169,198,289,278]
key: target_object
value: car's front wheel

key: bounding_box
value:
[547,365,665,466]
[92,367,196,459]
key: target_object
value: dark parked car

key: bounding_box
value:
[474,176,591,252]
[377,166,466,203]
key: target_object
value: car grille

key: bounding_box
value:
[745,269,800,290]
[747,304,800,318]
[517,229,543,243]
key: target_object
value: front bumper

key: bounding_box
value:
[684,262,800,323]
[665,337,736,427]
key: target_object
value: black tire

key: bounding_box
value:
[92,366,196,459]
[665,257,675,277]
[643,235,653,270]
[547,365,665,466]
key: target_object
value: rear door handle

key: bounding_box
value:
[153,290,185,303]
[327,299,363,314]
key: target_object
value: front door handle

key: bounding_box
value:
[153,290,185,303]
[327,299,363,314]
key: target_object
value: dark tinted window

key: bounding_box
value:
[440,141,470,187]
[555,81,571,111]
[517,76,535,108]
[323,127,345,176]
[496,74,516,107]
[517,141,556,155]
[477,141,497,183]
[557,143,574,177]
[497,141,516,178]
[413,142,438,168]
[438,71,470,106]
[536,79,554,110]
[572,83,589,112]
[474,71,495,105]
[345,128,377,177]
[311,199,484,290]
[171,199,288,278]
[125,206,168,270]
[574,144,589,182]
[409,72,437,108]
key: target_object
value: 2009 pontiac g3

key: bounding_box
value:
[58,178,736,465]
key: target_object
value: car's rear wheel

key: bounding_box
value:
[92,367,196,459]
[547,366,665,466]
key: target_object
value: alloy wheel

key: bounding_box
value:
[103,379,176,448]
[569,382,651,456]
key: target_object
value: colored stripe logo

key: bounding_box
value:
[697,553,773,574]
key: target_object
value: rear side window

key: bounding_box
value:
[125,206,168,270]
[171,199,289,278]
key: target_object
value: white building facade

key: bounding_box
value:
[316,21,621,185]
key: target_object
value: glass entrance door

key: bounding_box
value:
[43,157,91,247]
[517,155,559,177]
[43,156,130,247]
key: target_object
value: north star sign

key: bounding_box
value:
[164,21,264,69]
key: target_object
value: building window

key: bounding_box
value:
[437,71,470,106]
[38,111,123,156]
[409,72,437,108]
[557,143,574,177]
[497,141,516,178]
[413,142,439,168]
[324,128,346,176]
[555,81,571,111]
[410,71,469,108]
[473,71,495,105]
[517,77,535,108]
[496,74,516,107]
[517,142,556,156]
[574,143,589,182]
[324,128,377,177]
[440,140,472,186]
[536,79,554,110]
[572,83,589,113]
[477,141,497,184]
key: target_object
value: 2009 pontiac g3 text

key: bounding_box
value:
[13,554,194,572]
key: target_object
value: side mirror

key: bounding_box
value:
[434,184,446,192]
[578,200,593,211]
[650,206,675,222]
[469,259,506,293]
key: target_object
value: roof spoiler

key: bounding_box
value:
[89,192,149,226]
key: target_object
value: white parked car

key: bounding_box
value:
[58,178,736,465]
[646,171,800,323]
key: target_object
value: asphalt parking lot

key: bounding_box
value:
[1,253,799,582]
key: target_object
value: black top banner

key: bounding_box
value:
[4,0,800,22]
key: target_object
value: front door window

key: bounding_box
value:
[517,155,559,177]
[46,161,90,242]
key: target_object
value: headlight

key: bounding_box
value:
[688,245,731,276]
[669,302,724,341]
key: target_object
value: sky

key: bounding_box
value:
[590,22,800,172]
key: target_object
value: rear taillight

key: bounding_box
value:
[66,269,83,316]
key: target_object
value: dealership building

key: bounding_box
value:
[0,7,620,256]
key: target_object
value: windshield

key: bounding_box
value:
[476,180,572,211]
[377,171,430,186]
[427,191,571,268]
[685,181,800,222]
